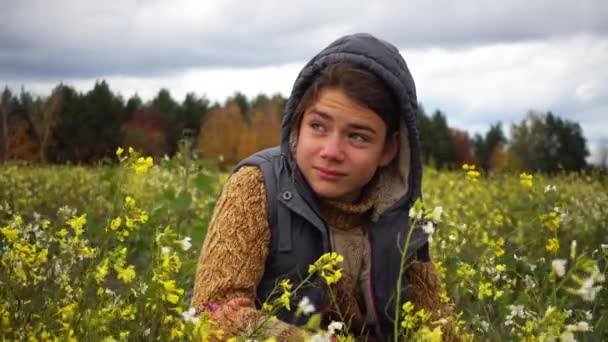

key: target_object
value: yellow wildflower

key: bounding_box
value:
[478,282,493,300]
[520,173,533,188]
[308,252,344,285]
[119,305,136,321]
[110,217,122,230]
[417,326,443,342]
[415,308,432,322]
[115,265,136,283]
[277,291,291,310]
[1,226,19,242]
[67,214,87,236]
[541,211,560,232]
[79,246,96,258]
[462,164,481,182]
[57,228,69,238]
[139,212,149,224]
[133,156,154,175]
[546,238,560,254]
[402,301,415,313]
[58,303,75,321]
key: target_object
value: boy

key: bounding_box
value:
[192,33,448,340]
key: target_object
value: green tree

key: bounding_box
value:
[510,111,588,173]
[50,81,126,162]
[126,94,143,116]
[151,89,180,153]
[0,87,15,163]
[417,106,457,168]
[180,93,209,139]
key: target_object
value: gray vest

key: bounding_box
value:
[235,146,429,339]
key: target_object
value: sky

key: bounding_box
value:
[1,0,607,163]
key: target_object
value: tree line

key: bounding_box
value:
[0,81,596,173]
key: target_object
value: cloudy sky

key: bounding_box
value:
[2,0,607,162]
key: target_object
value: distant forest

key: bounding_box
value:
[0,81,600,173]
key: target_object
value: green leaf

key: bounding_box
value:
[305,313,321,331]
[174,190,192,213]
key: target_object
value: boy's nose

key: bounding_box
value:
[319,137,345,162]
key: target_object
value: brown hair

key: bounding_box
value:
[294,63,400,139]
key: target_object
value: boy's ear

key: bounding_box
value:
[379,131,399,167]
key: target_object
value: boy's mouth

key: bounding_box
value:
[314,166,346,180]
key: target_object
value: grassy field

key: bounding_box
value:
[1,149,607,341]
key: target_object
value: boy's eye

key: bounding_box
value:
[350,133,369,143]
[310,122,324,132]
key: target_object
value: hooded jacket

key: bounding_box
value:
[193,33,442,341]
[235,33,429,337]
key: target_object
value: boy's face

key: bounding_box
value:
[295,87,398,203]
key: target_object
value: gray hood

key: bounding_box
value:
[280,33,423,218]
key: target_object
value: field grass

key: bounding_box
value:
[1,150,607,341]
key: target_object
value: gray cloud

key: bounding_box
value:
[1,0,608,79]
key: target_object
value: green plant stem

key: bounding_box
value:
[393,218,417,341]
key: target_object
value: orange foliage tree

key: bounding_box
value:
[197,97,283,166]
[450,129,476,166]
[7,118,39,161]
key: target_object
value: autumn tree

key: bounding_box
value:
[197,101,246,166]
[450,129,476,166]
[473,122,507,172]
[122,107,169,158]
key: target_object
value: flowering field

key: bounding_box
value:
[1,149,607,341]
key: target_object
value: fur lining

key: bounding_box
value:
[372,119,410,221]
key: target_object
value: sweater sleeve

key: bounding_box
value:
[406,261,460,341]
[191,166,305,341]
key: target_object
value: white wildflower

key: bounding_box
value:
[576,278,602,302]
[566,321,592,332]
[180,237,192,251]
[409,207,423,220]
[161,246,171,254]
[505,305,526,327]
[585,311,592,321]
[432,206,443,222]
[571,240,577,260]
[551,259,567,277]
[560,331,576,342]
[591,265,605,283]
[308,334,330,342]
[182,307,199,324]
[297,296,315,315]
[544,184,557,193]
[523,275,536,288]
[328,321,344,335]
[422,221,435,235]
[144,328,150,336]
